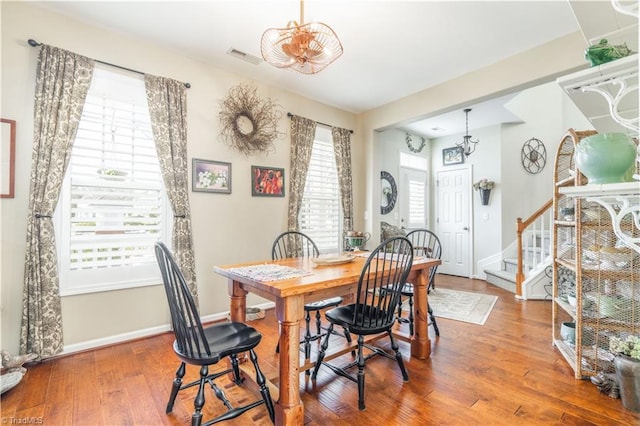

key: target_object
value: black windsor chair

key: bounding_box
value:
[272,231,351,366]
[396,229,442,336]
[154,241,274,425]
[310,236,414,410]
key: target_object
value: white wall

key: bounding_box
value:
[430,126,502,274]
[0,2,594,355]
[361,31,588,250]
[428,83,591,275]
[377,129,431,234]
[0,2,361,355]
[373,82,592,278]
[499,82,592,246]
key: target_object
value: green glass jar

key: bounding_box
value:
[575,133,637,184]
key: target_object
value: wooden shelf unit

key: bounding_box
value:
[551,129,640,379]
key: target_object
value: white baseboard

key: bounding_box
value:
[61,301,276,356]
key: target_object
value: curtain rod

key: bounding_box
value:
[287,112,353,134]
[28,39,191,89]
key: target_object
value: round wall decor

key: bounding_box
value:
[380,171,397,215]
[521,137,547,174]
[405,133,426,153]
[218,83,283,155]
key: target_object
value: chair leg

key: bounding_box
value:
[388,331,409,381]
[166,362,186,413]
[192,365,208,426]
[311,323,334,380]
[357,335,366,411]
[249,349,275,423]
[230,353,243,385]
[429,302,440,336]
[315,310,322,335]
[343,327,352,343]
[304,310,313,365]
[407,295,414,336]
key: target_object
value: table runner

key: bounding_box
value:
[221,264,312,282]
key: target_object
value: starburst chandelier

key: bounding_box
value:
[457,108,479,157]
[260,0,343,74]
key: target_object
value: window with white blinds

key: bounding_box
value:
[400,152,428,229]
[56,65,170,296]
[299,127,342,254]
[407,176,426,226]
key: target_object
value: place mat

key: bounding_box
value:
[222,264,312,282]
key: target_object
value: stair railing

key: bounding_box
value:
[515,199,553,297]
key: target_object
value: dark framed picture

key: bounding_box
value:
[192,158,231,193]
[251,165,284,197]
[1,118,16,198]
[442,146,464,166]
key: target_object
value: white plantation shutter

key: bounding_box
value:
[299,127,342,253]
[56,65,170,295]
[407,176,426,227]
[400,152,428,229]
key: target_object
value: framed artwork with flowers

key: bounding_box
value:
[192,158,231,194]
[442,146,464,166]
[251,165,284,197]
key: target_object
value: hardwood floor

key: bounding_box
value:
[2,276,638,425]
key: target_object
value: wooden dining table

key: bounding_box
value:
[213,254,440,425]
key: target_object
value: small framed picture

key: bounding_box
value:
[192,158,231,194]
[1,118,16,198]
[442,146,464,166]
[251,165,284,197]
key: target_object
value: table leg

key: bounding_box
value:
[410,268,432,359]
[274,295,305,425]
[228,279,247,323]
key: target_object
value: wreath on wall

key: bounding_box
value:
[218,84,283,155]
[405,132,426,153]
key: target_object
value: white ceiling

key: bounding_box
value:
[34,1,583,137]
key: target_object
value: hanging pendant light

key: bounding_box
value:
[457,108,479,157]
[260,0,343,74]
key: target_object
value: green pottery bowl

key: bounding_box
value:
[575,133,637,184]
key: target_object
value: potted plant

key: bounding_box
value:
[610,335,640,412]
[473,179,495,205]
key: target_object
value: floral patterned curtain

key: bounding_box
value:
[332,127,354,236]
[287,115,317,231]
[144,75,198,307]
[21,45,94,359]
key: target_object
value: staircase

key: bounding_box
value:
[485,238,550,294]
[485,200,554,299]
[485,258,521,293]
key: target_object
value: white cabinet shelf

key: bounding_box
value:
[559,181,640,197]
[560,182,640,254]
[557,54,638,134]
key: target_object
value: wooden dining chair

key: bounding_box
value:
[154,241,274,425]
[311,236,414,410]
[272,231,351,366]
[397,229,442,336]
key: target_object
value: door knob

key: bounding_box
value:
[463,226,469,231]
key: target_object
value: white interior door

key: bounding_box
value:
[436,167,471,277]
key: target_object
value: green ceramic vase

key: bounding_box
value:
[574,133,637,184]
